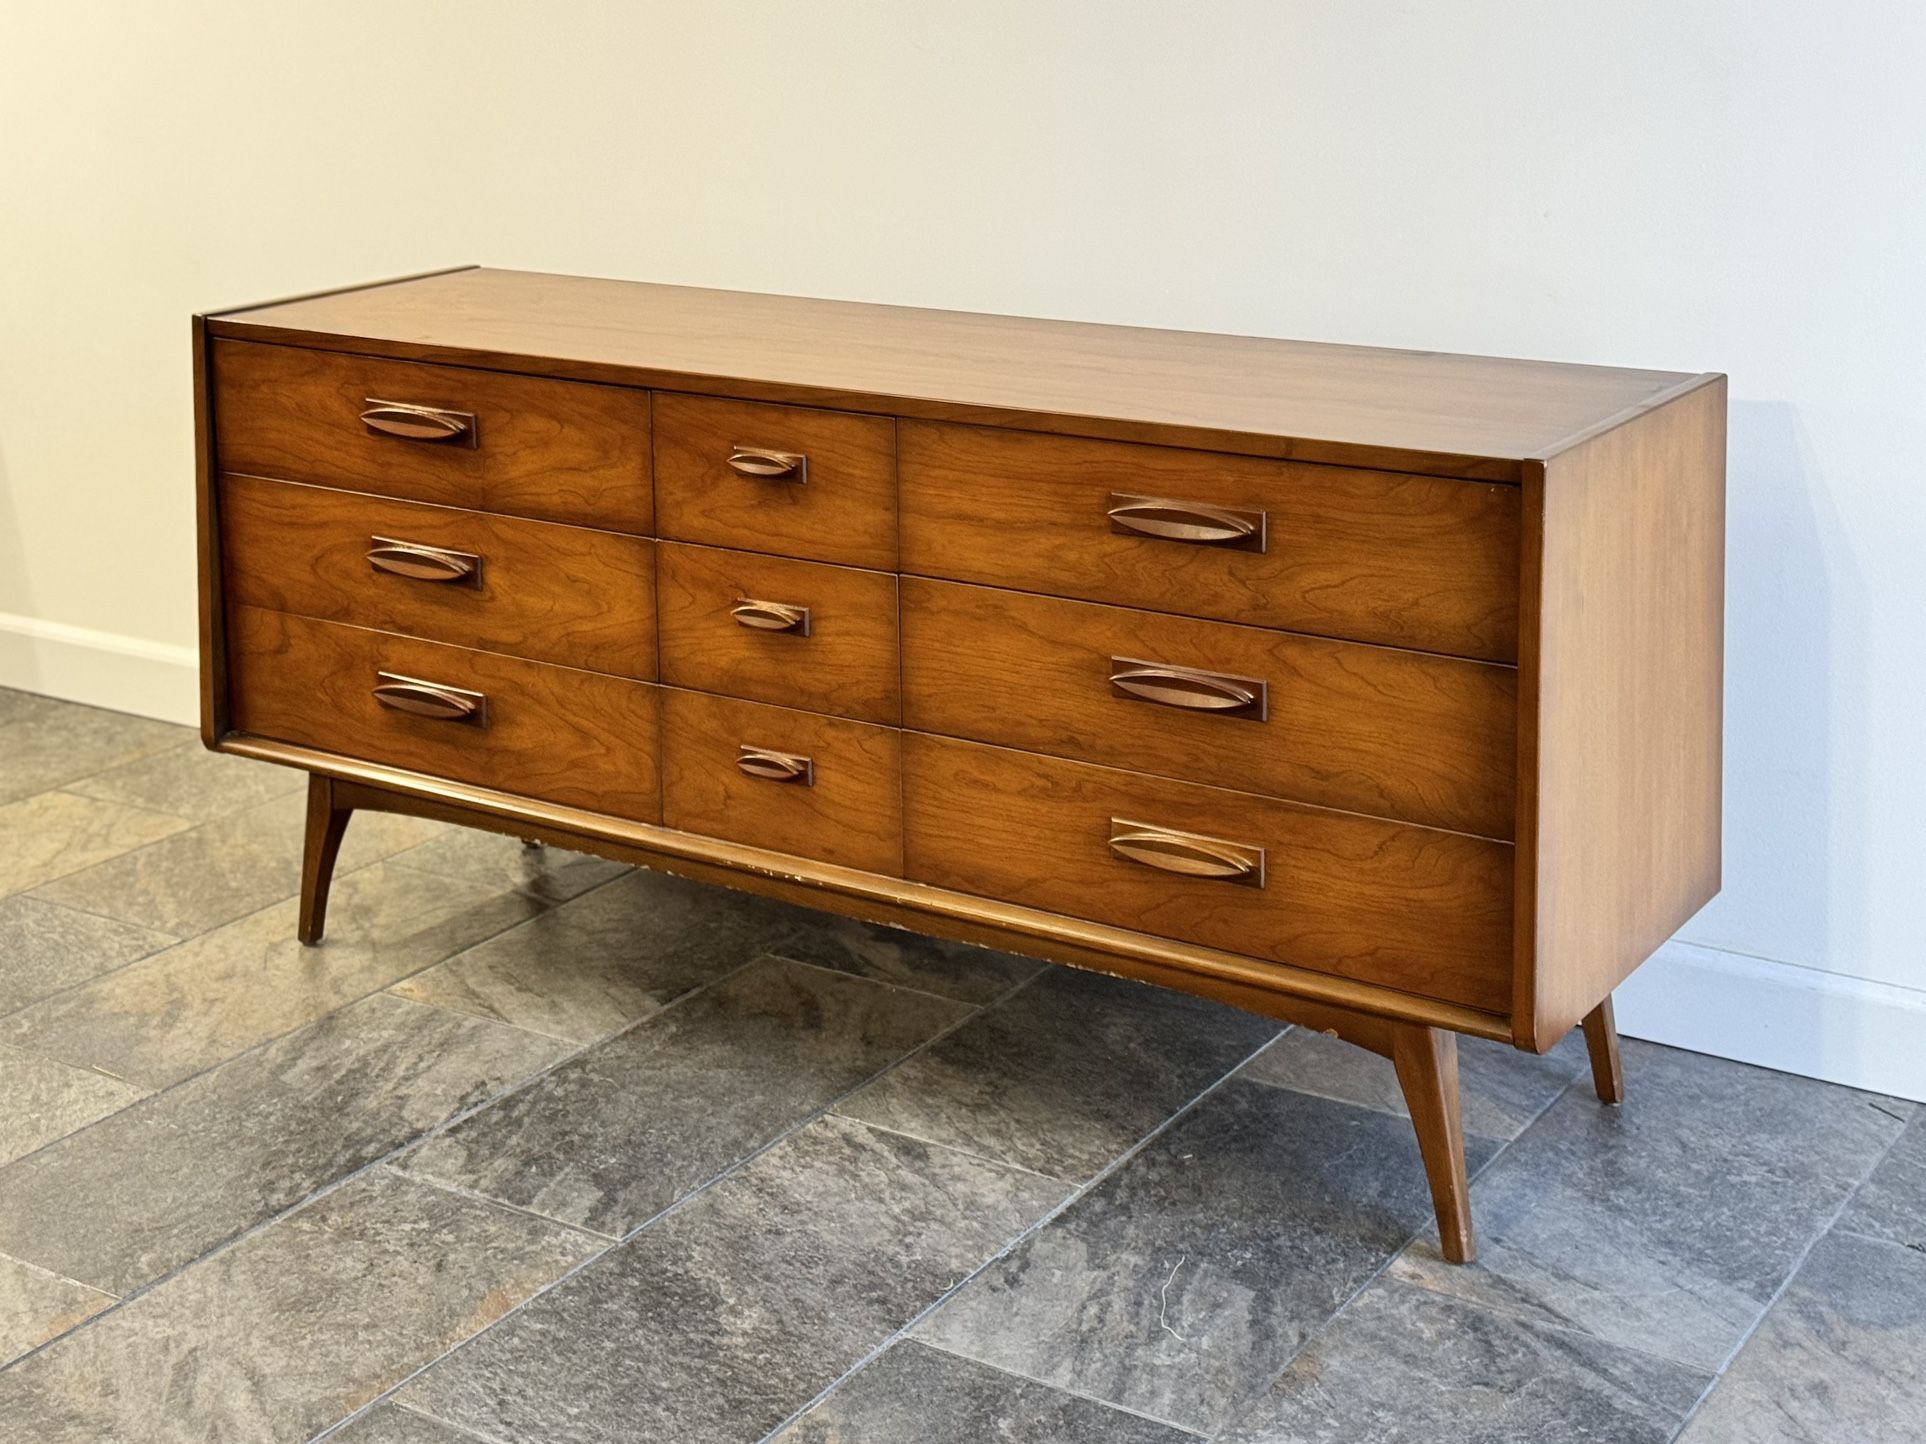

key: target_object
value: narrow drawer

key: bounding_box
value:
[904,735,1512,1013]
[212,341,651,533]
[228,607,659,821]
[654,394,896,569]
[899,421,1519,661]
[659,543,899,723]
[901,579,1515,838]
[222,474,656,680]
[662,689,902,875]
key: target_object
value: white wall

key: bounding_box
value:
[4,2,1922,1095]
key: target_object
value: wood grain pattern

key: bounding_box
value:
[899,422,1521,661]
[211,339,652,532]
[1391,1027,1476,1263]
[297,773,351,945]
[661,689,902,876]
[211,268,1699,481]
[658,543,899,722]
[654,392,897,568]
[221,473,657,679]
[227,607,660,822]
[903,734,1513,1012]
[901,579,1516,838]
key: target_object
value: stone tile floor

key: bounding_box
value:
[0,686,1920,1442]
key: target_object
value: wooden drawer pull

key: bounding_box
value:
[1108,818,1264,887]
[1107,493,1266,553]
[727,445,808,482]
[737,745,814,785]
[367,537,483,586]
[360,399,478,447]
[1109,658,1267,720]
[371,672,488,726]
[731,597,812,635]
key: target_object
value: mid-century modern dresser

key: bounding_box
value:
[194,267,1725,1262]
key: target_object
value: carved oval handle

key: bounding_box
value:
[360,399,477,446]
[737,746,813,785]
[731,598,811,634]
[1110,659,1265,717]
[1107,493,1265,552]
[371,672,487,726]
[1108,819,1264,887]
[367,538,482,585]
[727,445,807,482]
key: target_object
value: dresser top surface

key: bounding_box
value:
[212,266,1713,481]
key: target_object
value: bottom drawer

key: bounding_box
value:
[662,689,902,875]
[904,734,1511,1013]
[228,607,660,821]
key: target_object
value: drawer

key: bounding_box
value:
[904,735,1512,1012]
[899,421,1519,661]
[212,341,651,533]
[658,543,899,723]
[654,394,896,568]
[221,474,656,680]
[902,580,1515,838]
[661,689,902,875]
[228,607,659,822]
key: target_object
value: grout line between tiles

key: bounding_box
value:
[917,1341,1210,1440]
[821,1114,1072,1188]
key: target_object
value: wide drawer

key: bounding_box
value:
[221,474,656,679]
[212,341,652,533]
[661,690,902,875]
[228,607,659,821]
[658,543,899,723]
[902,579,1515,838]
[899,421,1520,661]
[654,394,896,569]
[903,735,1512,1012]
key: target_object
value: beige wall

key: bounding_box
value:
[4,2,1924,1090]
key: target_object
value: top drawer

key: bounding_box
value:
[899,422,1520,661]
[211,341,652,533]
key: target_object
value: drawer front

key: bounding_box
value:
[228,607,659,821]
[904,735,1512,1012]
[222,474,656,680]
[662,690,902,875]
[899,422,1519,661]
[212,341,652,533]
[902,579,1515,839]
[654,394,896,569]
[658,543,899,723]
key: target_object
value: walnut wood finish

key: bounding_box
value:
[658,543,899,723]
[1391,1027,1475,1263]
[297,772,351,946]
[899,422,1521,661]
[211,340,652,532]
[901,578,1516,838]
[221,474,657,679]
[654,393,897,569]
[661,689,902,876]
[1581,996,1626,1105]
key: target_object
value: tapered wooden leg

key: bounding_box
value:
[298,773,352,946]
[1581,995,1626,1104]
[1391,1024,1476,1264]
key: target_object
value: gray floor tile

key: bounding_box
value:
[918,1077,1490,1434]
[0,1167,594,1443]
[779,1340,1201,1442]
[0,687,60,725]
[386,826,629,905]
[1241,1025,1588,1143]
[837,966,1278,1183]
[329,1404,495,1442]
[0,791,192,896]
[389,867,795,1043]
[403,955,970,1237]
[0,992,569,1295]
[0,1043,146,1165]
[1221,1279,1710,1444]
[0,862,542,1089]
[1388,1041,1910,1372]
[0,1252,114,1369]
[64,741,304,823]
[772,913,1047,1004]
[0,896,175,1016]
[0,699,187,805]
[398,1114,1066,1444]
[1679,1230,1926,1443]
[1837,1109,1926,1249]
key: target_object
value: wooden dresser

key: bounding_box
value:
[193,267,1725,1262]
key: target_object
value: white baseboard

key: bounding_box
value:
[0,611,199,727]
[1617,938,1926,1103]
